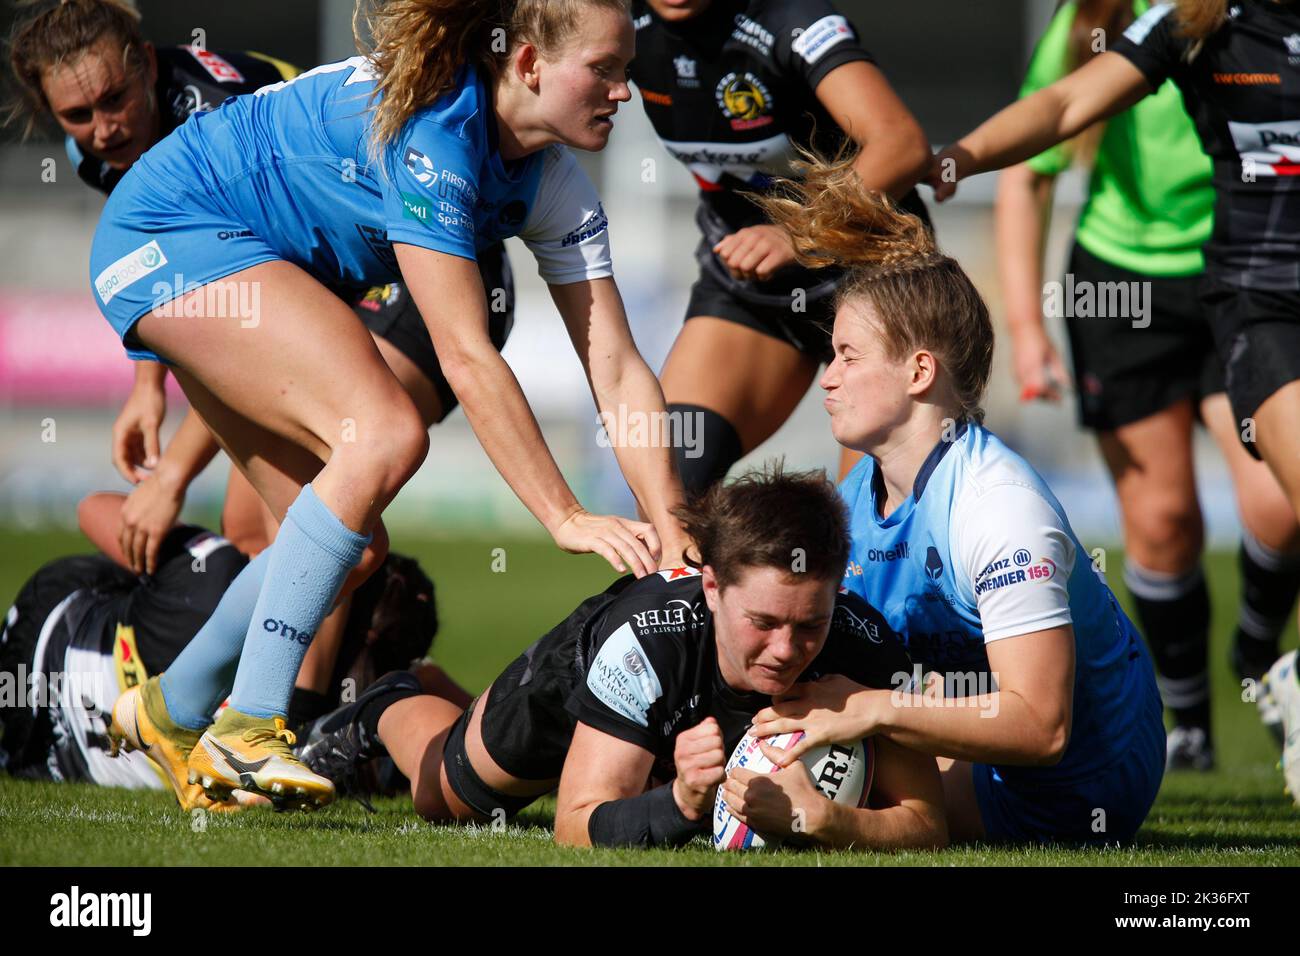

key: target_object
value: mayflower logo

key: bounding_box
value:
[95,240,168,305]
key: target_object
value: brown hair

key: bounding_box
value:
[5,0,149,138]
[356,0,630,161]
[759,148,994,424]
[1172,0,1229,41]
[673,461,850,590]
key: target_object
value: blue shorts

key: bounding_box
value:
[89,162,281,362]
[972,684,1166,845]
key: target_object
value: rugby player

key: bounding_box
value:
[748,162,1165,844]
[5,0,514,575]
[994,0,1300,770]
[926,0,1300,805]
[89,0,689,811]
[300,466,947,850]
[629,0,931,495]
[0,492,439,810]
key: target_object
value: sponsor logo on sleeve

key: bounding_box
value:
[95,240,168,305]
[400,191,430,222]
[184,46,245,84]
[973,553,1057,596]
[585,622,664,727]
[403,147,435,185]
[791,15,854,65]
[1122,2,1173,45]
[560,204,609,247]
[632,599,703,634]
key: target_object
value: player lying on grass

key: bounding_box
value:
[299,466,947,850]
[0,492,445,808]
[745,153,1166,845]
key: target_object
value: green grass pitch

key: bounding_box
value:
[2,526,1297,866]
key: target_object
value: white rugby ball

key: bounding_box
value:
[713,731,874,851]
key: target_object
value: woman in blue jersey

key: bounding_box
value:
[747,157,1166,844]
[91,0,690,811]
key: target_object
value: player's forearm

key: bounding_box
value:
[813,797,948,851]
[440,346,582,534]
[871,687,1068,766]
[595,355,690,557]
[154,406,222,493]
[851,128,932,202]
[133,359,168,393]
[995,165,1055,334]
[948,88,1084,182]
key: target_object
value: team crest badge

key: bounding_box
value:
[715,72,774,131]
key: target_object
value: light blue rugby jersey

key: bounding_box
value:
[840,422,1158,786]
[131,56,612,288]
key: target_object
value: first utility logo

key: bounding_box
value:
[95,240,168,305]
[49,886,151,936]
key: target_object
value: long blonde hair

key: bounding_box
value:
[760,149,994,424]
[356,0,630,160]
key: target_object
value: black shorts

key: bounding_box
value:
[685,262,837,361]
[1063,244,1223,432]
[1201,275,1300,451]
[353,241,515,416]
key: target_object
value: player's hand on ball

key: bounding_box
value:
[750,675,876,766]
[672,716,727,821]
[119,472,185,575]
[111,381,166,484]
[552,509,661,578]
[722,763,824,843]
[713,225,798,282]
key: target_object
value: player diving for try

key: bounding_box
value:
[300,467,947,850]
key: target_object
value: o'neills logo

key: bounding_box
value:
[50,886,151,936]
[1229,119,1300,176]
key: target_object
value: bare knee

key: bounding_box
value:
[1121,493,1204,572]
[334,403,429,504]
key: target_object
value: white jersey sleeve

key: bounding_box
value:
[952,482,1076,643]
[518,146,614,284]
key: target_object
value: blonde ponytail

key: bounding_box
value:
[759,148,994,424]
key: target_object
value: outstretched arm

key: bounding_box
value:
[551,277,690,568]
[397,243,658,577]
[931,52,1151,199]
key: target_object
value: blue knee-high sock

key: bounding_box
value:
[160,550,271,730]
[229,484,370,719]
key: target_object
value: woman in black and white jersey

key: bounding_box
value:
[629,0,932,493]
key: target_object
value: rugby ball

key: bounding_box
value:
[712,731,874,851]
